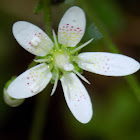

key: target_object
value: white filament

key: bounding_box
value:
[50,73,59,96]
[73,69,90,84]
[53,30,59,49]
[34,59,48,63]
[70,38,94,54]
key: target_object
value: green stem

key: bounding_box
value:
[43,0,52,38]
[78,0,140,100]
[29,0,52,140]
[29,86,51,140]
[126,75,140,101]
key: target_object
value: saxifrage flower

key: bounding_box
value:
[5,6,140,124]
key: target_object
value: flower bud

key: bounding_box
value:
[3,88,25,107]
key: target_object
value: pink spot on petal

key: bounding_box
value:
[67,24,69,25]
[107,59,109,61]
[27,77,29,79]
[71,26,73,28]
[63,26,65,28]
[39,33,41,35]
[35,34,36,35]
[27,83,29,85]
[77,28,80,29]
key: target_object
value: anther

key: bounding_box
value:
[64,63,74,71]
[30,83,40,93]
[31,37,41,46]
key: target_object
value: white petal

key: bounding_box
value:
[58,6,86,47]
[60,73,93,124]
[77,52,140,76]
[3,88,25,107]
[13,21,53,56]
[7,63,52,99]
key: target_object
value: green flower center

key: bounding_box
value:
[34,34,84,82]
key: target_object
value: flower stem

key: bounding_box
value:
[42,0,52,38]
[29,0,52,140]
[77,0,140,101]
[29,87,51,140]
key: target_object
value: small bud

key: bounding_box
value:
[3,88,25,107]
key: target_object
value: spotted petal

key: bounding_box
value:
[7,63,52,99]
[13,21,53,56]
[61,73,93,124]
[58,6,86,47]
[77,52,140,76]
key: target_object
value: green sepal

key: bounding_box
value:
[45,54,54,64]
[73,62,83,74]
[27,61,37,69]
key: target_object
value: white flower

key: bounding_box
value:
[6,6,140,124]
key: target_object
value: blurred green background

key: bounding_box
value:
[0,0,140,140]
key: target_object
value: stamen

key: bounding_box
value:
[53,30,59,49]
[73,69,90,85]
[64,63,74,71]
[34,59,50,63]
[70,38,94,54]
[63,74,71,99]
[30,83,40,93]
[50,73,59,96]
[31,36,41,46]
